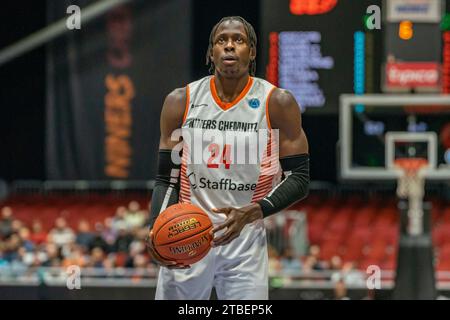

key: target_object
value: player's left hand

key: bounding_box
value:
[211,203,263,247]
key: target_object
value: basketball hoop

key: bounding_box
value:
[394,158,428,236]
[394,158,428,175]
[394,158,428,198]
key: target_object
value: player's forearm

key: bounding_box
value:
[256,153,310,217]
[149,149,180,229]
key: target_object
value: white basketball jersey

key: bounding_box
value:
[179,75,281,224]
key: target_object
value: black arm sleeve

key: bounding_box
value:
[148,149,181,229]
[256,154,310,218]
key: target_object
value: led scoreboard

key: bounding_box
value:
[260,0,382,113]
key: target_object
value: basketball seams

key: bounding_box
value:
[156,224,212,246]
[153,206,208,231]
[182,239,212,264]
[153,203,213,264]
[154,211,212,246]
[156,232,212,263]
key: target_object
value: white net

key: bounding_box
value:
[396,168,425,199]
[395,159,427,236]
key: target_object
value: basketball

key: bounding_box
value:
[152,203,213,265]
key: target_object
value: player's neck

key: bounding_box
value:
[213,73,250,103]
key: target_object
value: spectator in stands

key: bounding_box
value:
[0,247,8,268]
[101,217,117,248]
[10,219,23,235]
[330,255,342,271]
[18,227,34,252]
[129,236,145,255]
[17,246,34,266]
[102,255,116,277]
[75,220,95,250]
[330,255,344,282]
[89,223,110,253]
[0,207,13,239]
[134,227,149,243]
[362,288,376,300]
[124,201,146,230]
[133,253,148,268]
[90,247,105,268]
[114,225,133,253]
[268,245,282,274]
[42,242,62,267]
[3,233,21,262]
[340,261,365,287]
[30,243,48,266]
[9,246,27,275]
[125,237,146,268]
[280,247,302,275]
[0,208,156,273]
[30,220,47,245]
[302,255,323,273]
[331,261,365,287]
[62,244,88,268]
[309,244,321,260]
[329,256,344,283]
[112,206,128,233]
[334,279,350,300]
[48,217,75,250]
[131,253,150,280]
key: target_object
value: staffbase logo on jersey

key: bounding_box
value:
[248,98,260,109]
[187,173,256,192]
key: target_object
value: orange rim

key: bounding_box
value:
[394,158,428,172]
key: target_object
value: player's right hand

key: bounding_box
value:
[145,230,190,269]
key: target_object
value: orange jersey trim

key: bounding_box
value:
[182,85,190,124]
[265,86,277,130]
[210,76,253,111]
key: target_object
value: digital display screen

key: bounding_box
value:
[385,23,441,62]
[260,0,382,114]
[278,31,334,110]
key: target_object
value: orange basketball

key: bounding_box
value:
[152,203,213,265]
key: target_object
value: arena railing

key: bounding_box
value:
[1,266,450,291]
[10,180,155,193]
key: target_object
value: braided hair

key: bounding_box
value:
[205,16,257,76]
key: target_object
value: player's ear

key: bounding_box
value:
[250,46,256,62]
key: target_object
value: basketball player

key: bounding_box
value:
[147,16,309,300]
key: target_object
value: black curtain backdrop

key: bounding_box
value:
[0,1,46,182]
[46,0,191,180]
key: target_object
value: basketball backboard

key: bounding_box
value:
[339,94,450,180]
